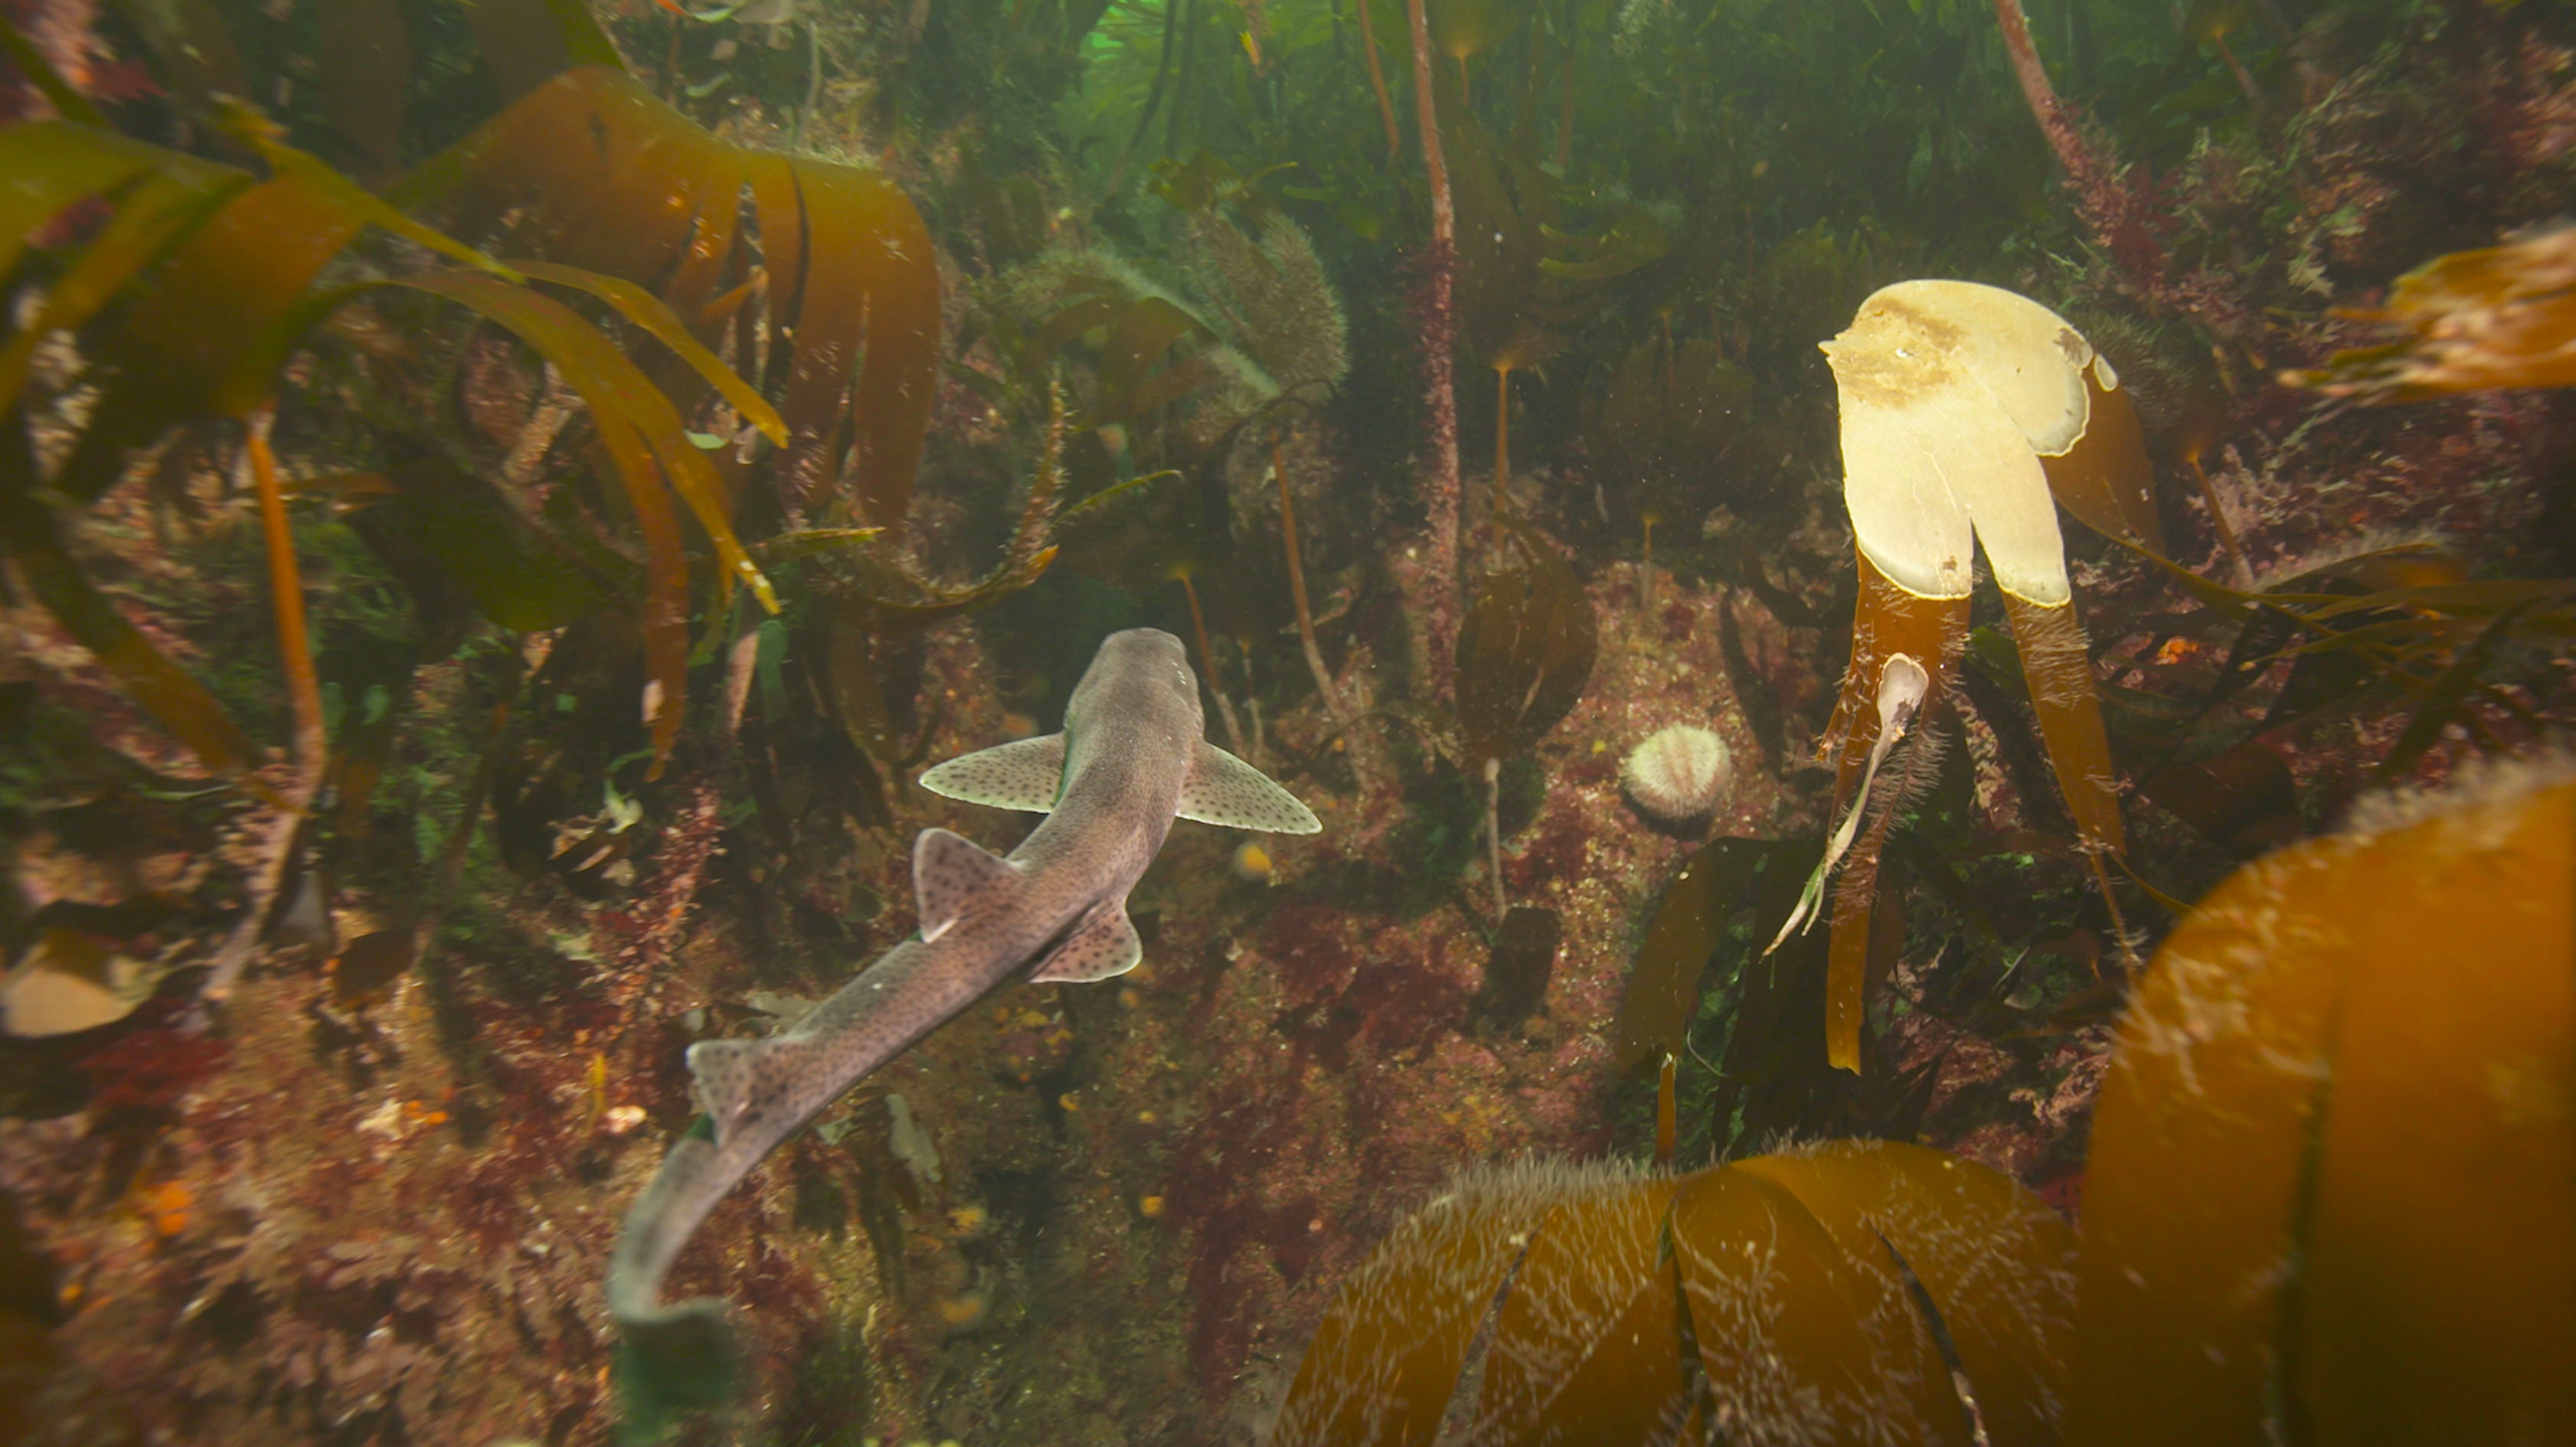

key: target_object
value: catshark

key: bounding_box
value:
[606,628,1319,1359]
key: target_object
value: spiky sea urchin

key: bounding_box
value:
[1621,725,1731,822]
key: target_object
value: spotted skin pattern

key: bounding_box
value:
[608,629,1320,1354]
[914,828,1018,942]
[918,734,1067,812]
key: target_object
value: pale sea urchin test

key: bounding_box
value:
[1621,726,1731,822]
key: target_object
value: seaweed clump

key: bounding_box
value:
[1271,1139,2076,1446]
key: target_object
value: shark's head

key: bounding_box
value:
[1064,627,1201,742]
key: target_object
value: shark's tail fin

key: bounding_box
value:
[612,1295,740,1445]
[609,1129,745,1442]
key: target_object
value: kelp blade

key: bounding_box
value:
[2069,771,2576,1444]
[0,122,175,279]
[54,170,369,501]
[1611,838,1785,1070]
[1819,550,1967,1073]
[401,67,940,528]
[2298,774,2572,1442]
[1740,1142,2077,1447]
[509,258,787,446]
[0,158,251,418]
[394,271,692,769]
[2067,835,2344,1445]
[1467,1178,1685,1447]
[2038,361,2163,554]
[1716,1151,1968,1445]
[1456,521,1600,763]
[786,159,940,524]
[1999,592,2124,855]
[1269,1178,1558,1447]
[1672,1167,1960,1445]
[2290,226,2576,397]
[482,262,781,612]
[369,462,615,632]
[1826,548,1966,805]
[314,0,412,179]
[0,434,257,779]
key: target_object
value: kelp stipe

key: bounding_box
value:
[1805,279,2159,1070]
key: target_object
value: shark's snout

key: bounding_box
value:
[1101,626,1188,661]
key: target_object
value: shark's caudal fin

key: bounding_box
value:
[1031,897,1145,983]
[1178,740,1324,834]
[606,1128,745,1440]
[917,733,1067,812]
[912,827,1020,942]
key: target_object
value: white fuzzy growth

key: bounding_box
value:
[2339,746,2576,842]
[1622,725,1733,821]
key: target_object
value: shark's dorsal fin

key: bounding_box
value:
[917,734,1067,813]
[687,1035,810,1148]
[912,828,1018,943]
[1178,741,1323,834]
[1030,898,1144,983]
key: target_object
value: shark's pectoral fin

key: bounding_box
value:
[686,1036,809,1148]
[1178,740,1324,834]
[1029,899,1145,984]
[918,733,1067,812]
[913,828,1020,943]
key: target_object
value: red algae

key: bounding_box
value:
[75,1018,230,1114]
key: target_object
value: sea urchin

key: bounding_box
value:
[1621,725,1731,823]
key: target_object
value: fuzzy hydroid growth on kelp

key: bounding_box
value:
[2071,751,2575,1447]
[1270,1141,2077,1447]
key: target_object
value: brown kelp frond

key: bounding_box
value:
[0,119,328,779]
[1820,723,1950,1072]
[1613,837,1817,1073]
[2071,758,2574,1445]
[1273,1142,2076,1447]
[2287,224,2576,398]
[0,422,258,782]
[3,71,793,782]
[397,64,940,531]
[1268,1154,1575,1447]
[2252,529,2466,596]
[1434,1152,1651,1213]
[1815,280,2150,1070]
[2338,744,2576,839]
[1453,514,1598,767]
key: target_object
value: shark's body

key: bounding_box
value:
[607,628,1318,1347]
